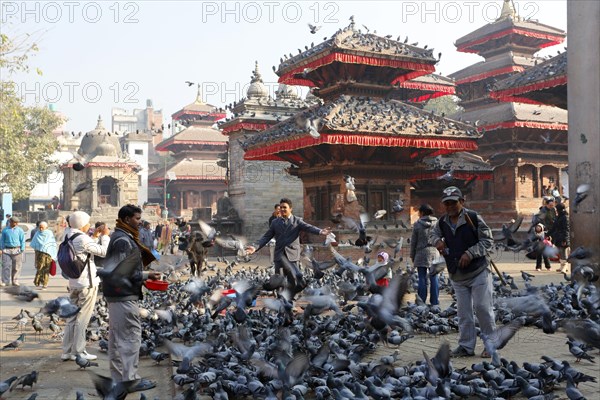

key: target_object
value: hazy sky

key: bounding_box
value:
[2,0,567,132]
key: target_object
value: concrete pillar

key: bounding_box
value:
[568,1,600,263]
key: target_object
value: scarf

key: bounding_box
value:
[115,219,156,267]
[30,229,58,260]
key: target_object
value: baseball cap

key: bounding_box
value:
[8,216,19,223]
[442,186,463,202]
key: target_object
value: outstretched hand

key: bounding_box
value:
[320,227,332,236]
[245,245,256,255]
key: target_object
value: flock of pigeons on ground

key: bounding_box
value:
[1,219,599,400]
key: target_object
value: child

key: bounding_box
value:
[533,223,552,271]
[375,251,392,287]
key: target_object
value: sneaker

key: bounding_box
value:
[41,286,47,291]
[451,346,475,358]
[0,282,6,287]
[535,268,542,272]
[61,354,75,361]
[12,282,19,286]
[78,351,97,361]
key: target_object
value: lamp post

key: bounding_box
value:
[163,156,176,217]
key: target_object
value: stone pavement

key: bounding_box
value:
[1,248,598,399]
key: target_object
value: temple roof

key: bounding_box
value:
[155,124,227,151]
[455,9,566,55]
[242,94,481,159]
[396,73,456,102]
[450,52,538,84]
[490,51,567,108]
[171,85,225,120]
[457,102,568,131]
[148,158,226,184]
[276,21,438,87]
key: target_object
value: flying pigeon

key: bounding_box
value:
[308,23,321,34]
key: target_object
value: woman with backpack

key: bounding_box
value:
[60,211,109,362]
[410,204,440,308]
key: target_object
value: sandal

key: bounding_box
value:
[128,378,156,392]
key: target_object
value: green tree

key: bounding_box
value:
[1,31,63,200]
[423,95,464,117]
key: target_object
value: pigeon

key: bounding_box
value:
[75,354,99,369]
[197,219,218,244]
[567,341,596,363]
[479,318,525,366]
[392,199,404,213]
[0,376,18,397]
[185,81,194,87]
[573,183,590,207]
[10,370,37,391]
[493,217,523,247]
[308,23,321,34]
[89,372,128,400]
[73,181,92,195]
[2,333,25,350]
[42,297,81,318]
[163,339,213,373]
[5,285,40,302]
[373,210,387,219]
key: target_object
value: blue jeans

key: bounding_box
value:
[417,267,439,305]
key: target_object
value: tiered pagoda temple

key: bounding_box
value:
[219,62,319,239]
[149,88,227,219]
[450,0,568,222]
[242,20,486,224]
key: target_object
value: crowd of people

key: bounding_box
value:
[0,186,578,394]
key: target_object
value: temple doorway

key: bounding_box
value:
[98,176,119,206]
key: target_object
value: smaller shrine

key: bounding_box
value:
[62,116,139,213]
[149,87,228,219]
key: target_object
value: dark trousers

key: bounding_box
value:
[536,254,551,269]
[275,256,304,288]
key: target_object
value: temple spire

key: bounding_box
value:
[95,115,105,130]
[498,0,518,21]
[251,61,263,83]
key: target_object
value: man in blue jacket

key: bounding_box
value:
[1,216,26,286]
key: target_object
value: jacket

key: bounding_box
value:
[101,228,145,302]
[411,215,439,268]
[549,212,569,247]
[254,215,322,262]
[66,229,108,289]
[429,208,493,281]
